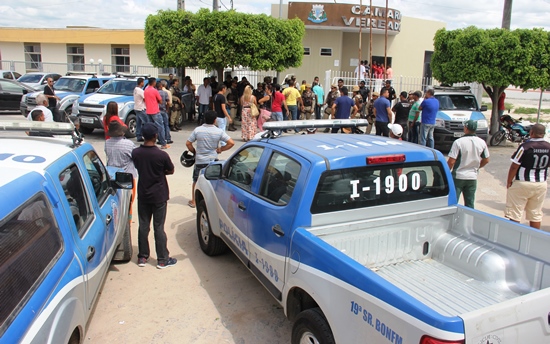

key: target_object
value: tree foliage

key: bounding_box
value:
[432,27,550,133]
[144,9,305,74]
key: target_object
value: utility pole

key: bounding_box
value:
[177,0,185,83]
[213,0,219,11]
[177,0,184,10]
[502,0,512,29]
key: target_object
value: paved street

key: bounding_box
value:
[1,112,549,343]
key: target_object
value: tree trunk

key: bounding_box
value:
[483,84,506,135]
[216,67,224,84]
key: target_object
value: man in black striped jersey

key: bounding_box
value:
[505,124,550,229]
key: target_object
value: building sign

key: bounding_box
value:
[289,2,402,33]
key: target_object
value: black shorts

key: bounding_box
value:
[193,164,209,182]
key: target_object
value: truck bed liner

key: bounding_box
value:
[375,258,519,316]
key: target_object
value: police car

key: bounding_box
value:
[73,74,148,138]
[0,121,133,344]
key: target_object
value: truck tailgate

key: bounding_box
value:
[461,287,550,342]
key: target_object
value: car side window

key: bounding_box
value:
[86,80,100,93]
[259,152,301,205]
[226,146,264,191]
[82,151,110,204]
[3,72,12,79]
[59,165,92,236]
[0,193,63,333]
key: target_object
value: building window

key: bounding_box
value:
[320,48,332,57]
[111,45,130,73]
[24,43,41,71]
[303,47,310,56]
[67,45,85,71]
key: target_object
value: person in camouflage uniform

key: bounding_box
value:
[323,84,340,120]
[365,92,379,135]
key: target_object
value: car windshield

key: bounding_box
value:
[311,161,449,214]
[18,74,44,83]
[435,94,478,111]
[97,79,135,96]
[53,78,86,92]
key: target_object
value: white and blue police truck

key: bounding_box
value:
[0,121,133,344]
[194,119,550,344]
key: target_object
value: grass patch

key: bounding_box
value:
[482,102,514,111]
[513,107,550,114]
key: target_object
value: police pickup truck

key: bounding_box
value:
[73,74,147,138]
[20,73,114,121]
[0,121,133,344]
[433,86,488,150]
[194,120,550,344]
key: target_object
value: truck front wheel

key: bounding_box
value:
[125,114,137,138]
[197,200,228,256]
[292,308,335,344]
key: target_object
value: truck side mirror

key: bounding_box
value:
[113,172,134,189]
[480,105,488,112]
[204,164,223,180]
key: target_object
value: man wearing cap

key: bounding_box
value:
[380,80,396,103]
[373,89,392,137]
[352,86,363,119]
[300,84,316,120]
[186,111,235,208]
[504,123,550,229]
[447,120,490,209]
[388,123,403,139]
[324,85,340,120]
[365,92,378,134]
[331,87,358,133]
[131,123,177,269]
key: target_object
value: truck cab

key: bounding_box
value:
[0,120,133,344]
[20,73,114,121]
[433,86,488,150]
[73,74,150,138]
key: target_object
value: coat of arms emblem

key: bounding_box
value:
[308,4,328,23]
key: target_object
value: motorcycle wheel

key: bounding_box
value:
[490,131,506,146]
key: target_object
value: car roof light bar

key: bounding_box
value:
[261,119,369,138]
[0,120,83,147]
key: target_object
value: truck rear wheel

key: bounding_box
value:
[197,200,228,256]
[292,308,335,344]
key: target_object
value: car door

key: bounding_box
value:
[214,146,265,265]
[0,80,24,110]
[245,149,308,300]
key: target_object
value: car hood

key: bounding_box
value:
[80,93,131,105]
[437,110,486,121]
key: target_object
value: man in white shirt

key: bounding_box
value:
[27,94,54,122]
[196,77,212,125]
[134,78,147,142]
[447,120,490,209]
[354,63,366,82]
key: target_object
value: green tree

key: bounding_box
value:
[432,27,550,134]
[145,9,305,80]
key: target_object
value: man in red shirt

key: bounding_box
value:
[498,91,506,117]
[144,78,169,149]
[270,84,286,121]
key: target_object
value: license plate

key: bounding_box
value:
[454,132,465,138]
[80,117,94,124]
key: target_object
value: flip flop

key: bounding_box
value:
[188,201,195,208]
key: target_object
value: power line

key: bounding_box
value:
[219,0,230,10]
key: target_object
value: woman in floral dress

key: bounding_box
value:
[240,85,258,142]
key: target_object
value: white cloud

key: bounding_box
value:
[0,0,549,30]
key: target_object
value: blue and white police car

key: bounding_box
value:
[0,121,133,344]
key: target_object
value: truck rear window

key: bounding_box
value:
[311,162,449,214]
[0,194,63,334]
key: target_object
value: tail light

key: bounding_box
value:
[420,336,464,344]
[366,154,406,165]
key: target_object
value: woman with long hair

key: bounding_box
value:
[103,101,127,139]
[240,85,257,141]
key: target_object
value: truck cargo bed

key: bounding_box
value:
[375,258,519,316]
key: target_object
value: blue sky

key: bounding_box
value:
[1,0,549,30]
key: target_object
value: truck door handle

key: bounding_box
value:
[238,202,246,211]
[105,214,112,225]
[272,224,284,237]
[87,246,96,261]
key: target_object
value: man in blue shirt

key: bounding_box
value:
[331,87,358,133]
[418,88,439,148]
[312,82,325,120]
[373,89,392,137]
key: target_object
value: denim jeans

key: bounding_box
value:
[160,111,171,141]
[408,121,421,144]
[420,123,435,148]
[135,109,148,140]
[271,111,283,121]
[198,104,209,123]
[149,113,166,145]
[314,104,322,120]
[287,105,298,121]
[216,117,227,146]
[137,201,169,263]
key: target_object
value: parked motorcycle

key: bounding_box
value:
[489,114,532,146]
